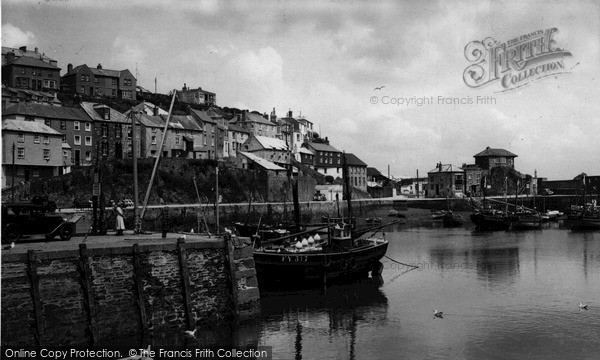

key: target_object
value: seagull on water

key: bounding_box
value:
[3,242,15,252]
[185,328,198,338]
[579,302,588,310]
[433,309,444,318]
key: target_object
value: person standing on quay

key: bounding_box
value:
[113,201,125,236]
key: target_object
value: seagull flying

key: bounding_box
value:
[579,302,588,310]
[3,242,15,251]
[373,85,385,91]
[433,309,444,318]
[185,328,197,338]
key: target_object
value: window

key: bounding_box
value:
[17,133,25,143]
[63,150,68,158]
[62,135,67,143]
[211,136,215,146]
[20,67,25,74]
[43,136,49,144]
[80,86,85,93]
[85,151,91,161]
[121,90,133,99]
[43,80,57,89]
[60,121,66,130]
[151,136,157,145]
[112,89,117,97]
[34,135,40,144]
[74,135,81,145]
[175,136,180,145]
[115,124,122,138]
[44,120,51,127]
[124,79,132,86]
[101,124,108,138]
[85,123,91,131]
[17,148,25,159]
[33,170,40,178]
[85,136,92,146]
[74,121,80,130]
[16,77,28,88]
[101,143,108,156]
[43,149,50,160]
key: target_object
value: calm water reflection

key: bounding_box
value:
[259,223,600,360]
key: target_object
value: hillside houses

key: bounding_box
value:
[1,44,374,196]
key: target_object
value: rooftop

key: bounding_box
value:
[474,147,518,158]
[5,56,60,70]
[254,135,288,151]
[428,164,463,173]
[2,119,62,135]
[345,153,367,167]
[239,152,287,171]
[305,141,341,153]
[3,103,90,121]
[80,102,129,124]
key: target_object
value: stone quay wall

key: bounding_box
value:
[0,236,260,347]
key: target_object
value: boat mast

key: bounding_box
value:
[342,151,355,243]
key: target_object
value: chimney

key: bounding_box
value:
[67,63,73,73]
[287,108,293,118]
[97,63,102,69]
[19,46,27,52]
[6,51,16,64]
[438,162,442,171]
[183,83,187,91]
[153,106,158,116]
[270,107,277,123]
[325,136,329,144]
[34,47,39,53]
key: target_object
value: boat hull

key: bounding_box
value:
[253,240,388,288]
[470,212,510,230]
[565,216,600,230]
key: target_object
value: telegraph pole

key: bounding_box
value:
[12,143,16,202]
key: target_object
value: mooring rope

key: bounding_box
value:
[384,255,420,268]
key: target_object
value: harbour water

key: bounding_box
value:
[256,222,600,359]
[118,221,600,359]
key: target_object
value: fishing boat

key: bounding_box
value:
[565,204,600,230]
[252,152,390,288]
[509,209,542,230]
[470,209,511,230]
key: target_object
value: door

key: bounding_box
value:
[74,150,81,166]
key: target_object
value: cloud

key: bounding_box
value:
[1,23,35,47]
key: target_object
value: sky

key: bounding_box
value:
[2,0,599,180]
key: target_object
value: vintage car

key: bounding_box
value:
[1,203,75,244]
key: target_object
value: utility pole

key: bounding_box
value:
[132,109,141,234]
[215,165,220,234]
[416,169,419,198]
[12,143,16,202]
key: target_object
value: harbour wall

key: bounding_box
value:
[65,195,589,234]
[0,235,259,347]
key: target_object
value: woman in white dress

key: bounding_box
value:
[113,202,125,235]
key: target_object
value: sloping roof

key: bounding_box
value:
[189,109,217,124]
[3,103,90,121]
[345,153,367,167]
[245,112,273,125]
[124,102,168,116]
[228,123,249,134]
[305,141,341,153]
[474,147,518,157]
[137,114,164,128]
[298,147,314,155]
[80,102,129,124]
[2,119,62,135]
[239,152,286,171]
[254,135,288,151]
[2,46,56,63]
[428,164,463,173]
[90,67,122,78]
[7,56,60,70]
[169,115,202,131]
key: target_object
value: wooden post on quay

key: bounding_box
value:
[27,250,43,346]
[78,244,99,345]
[132,244,149,335]
[177,239,194,330]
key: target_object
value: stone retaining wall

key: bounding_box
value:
[0,236,259,347]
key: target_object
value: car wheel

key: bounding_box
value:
[3,225,21,244]
[60,226,74,241]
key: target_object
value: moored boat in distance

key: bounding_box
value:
[565,203,600,230]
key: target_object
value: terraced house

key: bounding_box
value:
[2,48,61,92]
[61,63,136,100]
[2,103,94,166]
[2,119,64,186]
[79,102,135,160]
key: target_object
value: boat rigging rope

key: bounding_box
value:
[383,255,420,268]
